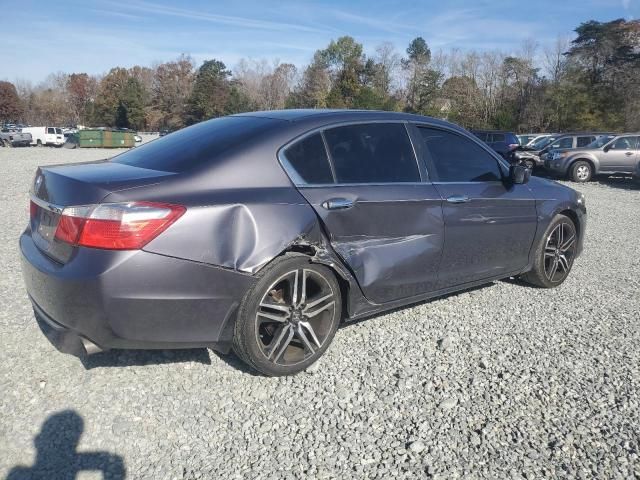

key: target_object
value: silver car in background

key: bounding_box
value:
[545,134,640,182]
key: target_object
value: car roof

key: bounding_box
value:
[232,109,455,126]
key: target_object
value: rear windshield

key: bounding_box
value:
[112,116,276,173]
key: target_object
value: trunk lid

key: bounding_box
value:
[30,160,175,263]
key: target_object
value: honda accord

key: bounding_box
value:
[21,110,586,376]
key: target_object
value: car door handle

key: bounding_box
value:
[625,152,634,156]
[321,198,354,210]
[446,195,470,204]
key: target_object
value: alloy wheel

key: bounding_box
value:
[576,165,590,181]
[544,222,577,283]
[255,268,337,366]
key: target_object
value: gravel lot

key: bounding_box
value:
[1,143,639,479]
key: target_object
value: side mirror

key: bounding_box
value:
[510,164,531,184]
[603,144,611,152]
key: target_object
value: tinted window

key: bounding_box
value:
[490,133,505,143]
[551,137,573,149]
[323,123,419,183]
[283,134,333,184]
[610,136,639,150]
[473,132,487,141]
[112,117,276,173]
[504,133,519,145]
[47,127,55,134]
[577,136,594,147]
[419,127,502,182]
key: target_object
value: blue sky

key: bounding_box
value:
[1,0,638,83]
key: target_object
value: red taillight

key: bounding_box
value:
[30,200,38,219]
[53,202,185,250]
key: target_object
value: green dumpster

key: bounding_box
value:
[79,130,135,148]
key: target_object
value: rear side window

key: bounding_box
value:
[323,123,420,183]
[490,133,505,143]
[112,116,277,173]
[577,136,594,147]
[282,134,333,184]
[418,127,502,182]
[551,137,573,149]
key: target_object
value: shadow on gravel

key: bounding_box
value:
[5,410,126,480]
[534,170,640,190]
[81,348,211,370]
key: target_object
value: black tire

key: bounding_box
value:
[520,214,578,288]
[233,254,342,376]
[524,159,535,170]
[569,160,592,182]
[36,139,43,147]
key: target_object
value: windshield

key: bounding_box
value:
[531,136,556,149]
[587,135,616,148]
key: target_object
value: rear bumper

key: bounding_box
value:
[20,229,256,357]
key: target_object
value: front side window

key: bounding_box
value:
[610,136,639,150]
[282,133,333,185]
[323,123,420,184]
[47,127,55,134]
[418,127,502,182]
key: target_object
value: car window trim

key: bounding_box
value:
[278,120,425,187]
[411,123,510,183]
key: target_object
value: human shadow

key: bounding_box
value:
[82,347,211,369]
[5,410,125,479]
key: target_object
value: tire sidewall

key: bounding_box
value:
[233,255,342,376]
[532,214,576,288]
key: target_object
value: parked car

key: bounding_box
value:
[545,133,640,182]
[159,129,169,137]
[633,159,640,185]
[517,133,546,146]
[22,126,65,147]
[1,127,32,147]
[21,110,586,376]
[134,134,142,143]
[516,133,609,169]
[471,130,520,161]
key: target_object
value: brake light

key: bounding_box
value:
[53,201,185,250]
[508,143,519,150]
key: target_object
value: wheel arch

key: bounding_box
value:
[569,157,597,176]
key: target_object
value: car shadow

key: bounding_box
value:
[5,410,126,480]
[81,347,211,370]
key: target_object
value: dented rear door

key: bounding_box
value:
[297,184,444,304]
[288,122,445,305]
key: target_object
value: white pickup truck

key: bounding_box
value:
[22,126,65,147]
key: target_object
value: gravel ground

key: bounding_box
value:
[1,143,639,479]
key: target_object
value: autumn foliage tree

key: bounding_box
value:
[0,81,23,123]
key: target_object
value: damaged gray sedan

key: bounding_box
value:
[21,110,586,376]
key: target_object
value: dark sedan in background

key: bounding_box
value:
[21,110,586,376]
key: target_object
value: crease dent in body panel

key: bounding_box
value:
[207,204,259,271]
[333,234,438,289]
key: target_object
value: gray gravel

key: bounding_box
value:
[1,144,640,479]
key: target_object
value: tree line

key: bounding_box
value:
[1,18,638,133]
